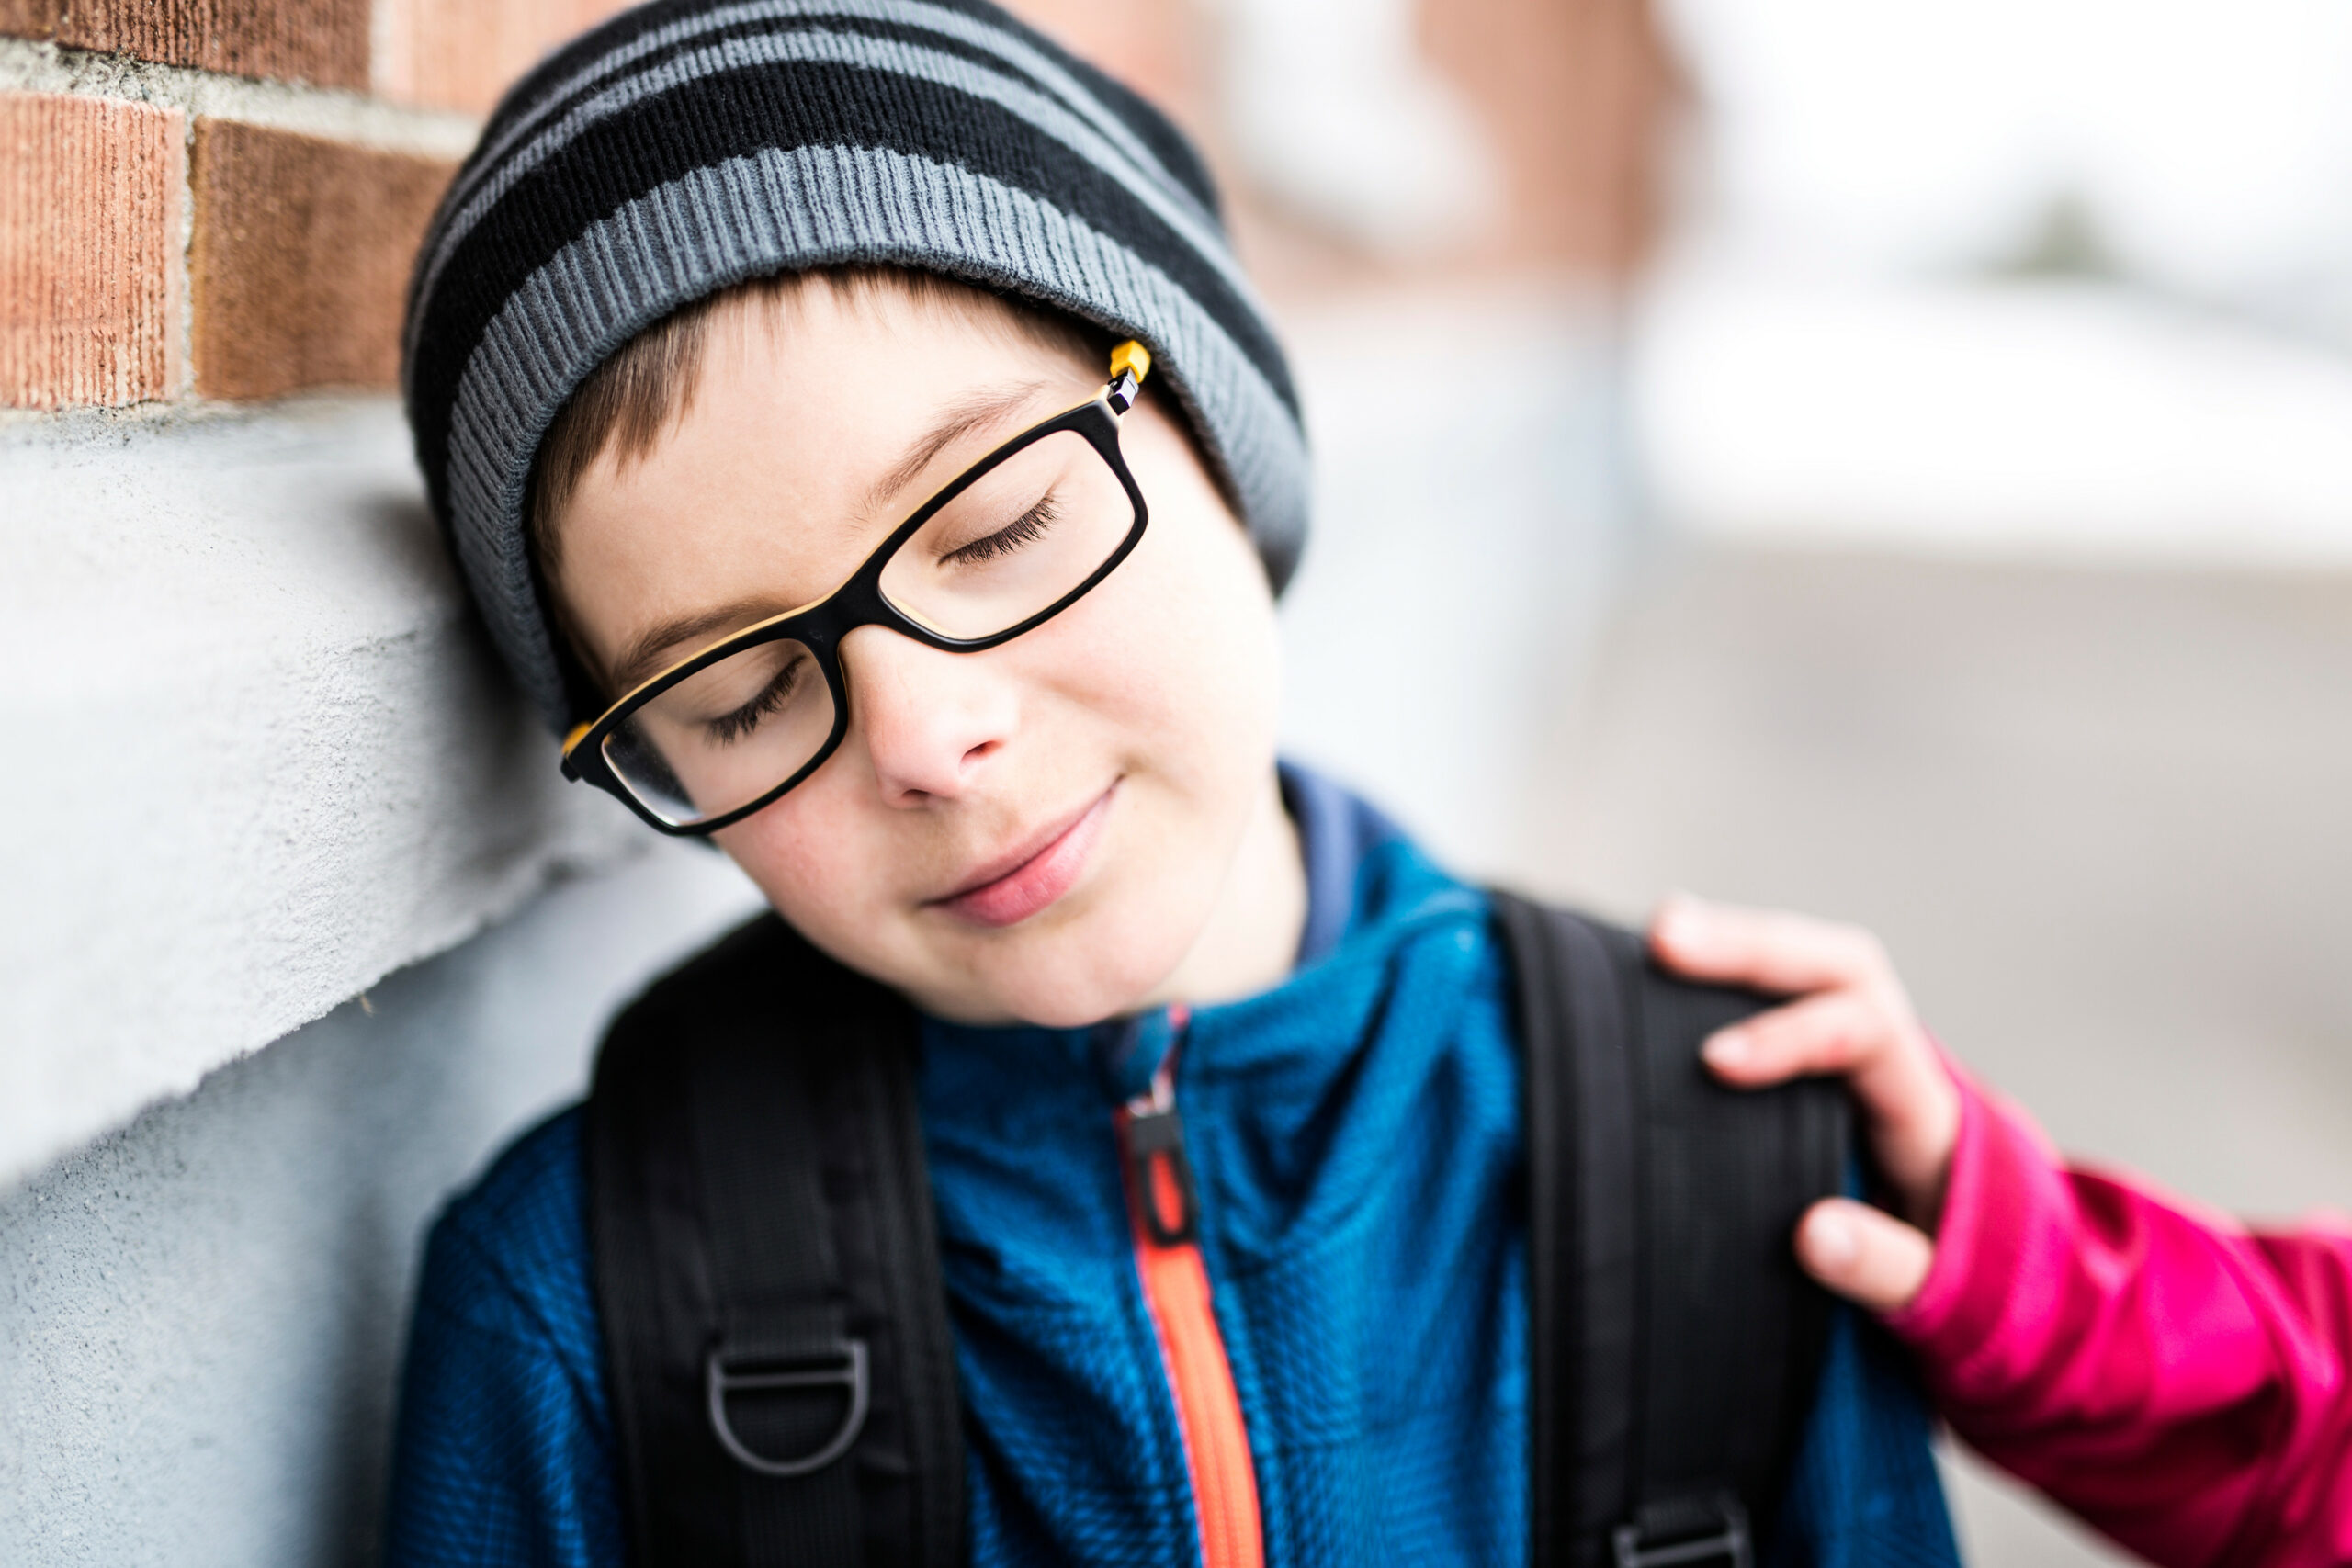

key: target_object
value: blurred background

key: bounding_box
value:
[7,1,2352,1562]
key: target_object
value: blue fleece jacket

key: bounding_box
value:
[385,768,1959,1566]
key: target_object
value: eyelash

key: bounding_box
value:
[707,653,808,745]
[941,494,1058,565]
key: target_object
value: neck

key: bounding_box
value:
[1147,769,1307,1011]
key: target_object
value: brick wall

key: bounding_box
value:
[0,0,1097,412]
[0,1,628,411]
[1423,0,1678,276]
[2,0,371,90]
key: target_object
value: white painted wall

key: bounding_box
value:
[0,843,758,1567]
[1,399,645,1187]
[0,393,766,1562]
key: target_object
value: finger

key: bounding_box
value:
[1709,995,1961,1215]
[1794,1198,1934,1314]
[1650,894,1886,997]
[1701,991,1896,1087]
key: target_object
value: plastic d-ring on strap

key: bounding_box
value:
[704,1339,871,1478]
[1610,1497,1753,1568]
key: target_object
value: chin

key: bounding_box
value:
[976,954,1164,1030]
[967,913,1192,1029]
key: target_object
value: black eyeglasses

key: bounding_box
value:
[560,341,1155,834]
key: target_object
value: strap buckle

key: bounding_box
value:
[1611,1495,1753,1568]
[704,1338,869,1478]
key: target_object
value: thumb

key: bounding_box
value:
[1794,1198,1935,1314]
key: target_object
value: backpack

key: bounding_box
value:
[584,891,1849,1568]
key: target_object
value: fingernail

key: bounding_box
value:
[1807,1208,1858,1269]
[1702,1030,1749,1067]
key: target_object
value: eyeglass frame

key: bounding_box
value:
[558,343,1155,836]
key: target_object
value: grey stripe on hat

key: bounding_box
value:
[443,141,1308,728]
[408,18,1261,376]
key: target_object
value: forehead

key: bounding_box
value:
[550,285,1093,676]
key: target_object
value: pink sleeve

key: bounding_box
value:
[1883,1075,2352,1567]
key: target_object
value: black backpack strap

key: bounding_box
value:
[1493,892,1848,1568]
[586,913,964,1568]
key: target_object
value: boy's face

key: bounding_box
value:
[551,285,1286,1026]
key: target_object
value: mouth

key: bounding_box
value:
[928,784,1118,929]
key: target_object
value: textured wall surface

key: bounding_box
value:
[0,397,647,1186]
[0,0,372,88]
[0,841,759,1568]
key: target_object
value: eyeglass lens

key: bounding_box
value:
[600,426,1134,828]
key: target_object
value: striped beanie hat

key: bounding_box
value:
[401,0,1309,732]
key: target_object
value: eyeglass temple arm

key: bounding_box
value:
[1108,340,1152,414]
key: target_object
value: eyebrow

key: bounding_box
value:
[864,380,1047,514]
[603,380,1057,698]
[607,594,788,698]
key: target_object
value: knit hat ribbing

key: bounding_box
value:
[401,0,1310,732]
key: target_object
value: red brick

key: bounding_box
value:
[0,0,369,91]
[1,93,185,410]
[373,0,1211,118]
[190,120,453,400]
[374,0,637,114]
[1422,0,1679,275]
[1001,0,1215,140]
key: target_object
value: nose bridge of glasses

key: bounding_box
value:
[831,615,973,693]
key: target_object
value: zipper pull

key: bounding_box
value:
[1124,1058,1200,1248]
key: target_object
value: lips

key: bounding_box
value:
[930,785,1116,928]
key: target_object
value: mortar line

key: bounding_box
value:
[0,37,481,159]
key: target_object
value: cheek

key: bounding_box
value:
[710,776,898,962]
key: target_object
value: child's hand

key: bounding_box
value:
[1647,895,1961,1315]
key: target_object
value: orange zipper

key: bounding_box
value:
[1118,1020,1264,1568]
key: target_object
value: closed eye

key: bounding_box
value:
[939,493,1059,566]
[707,652,811,745]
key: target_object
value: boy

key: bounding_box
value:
[387,3,1959,1562]
[1658,896,2352,1564]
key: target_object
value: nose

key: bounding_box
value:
[838,624,1014,807]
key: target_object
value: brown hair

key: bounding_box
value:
[526,266,1106,582]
